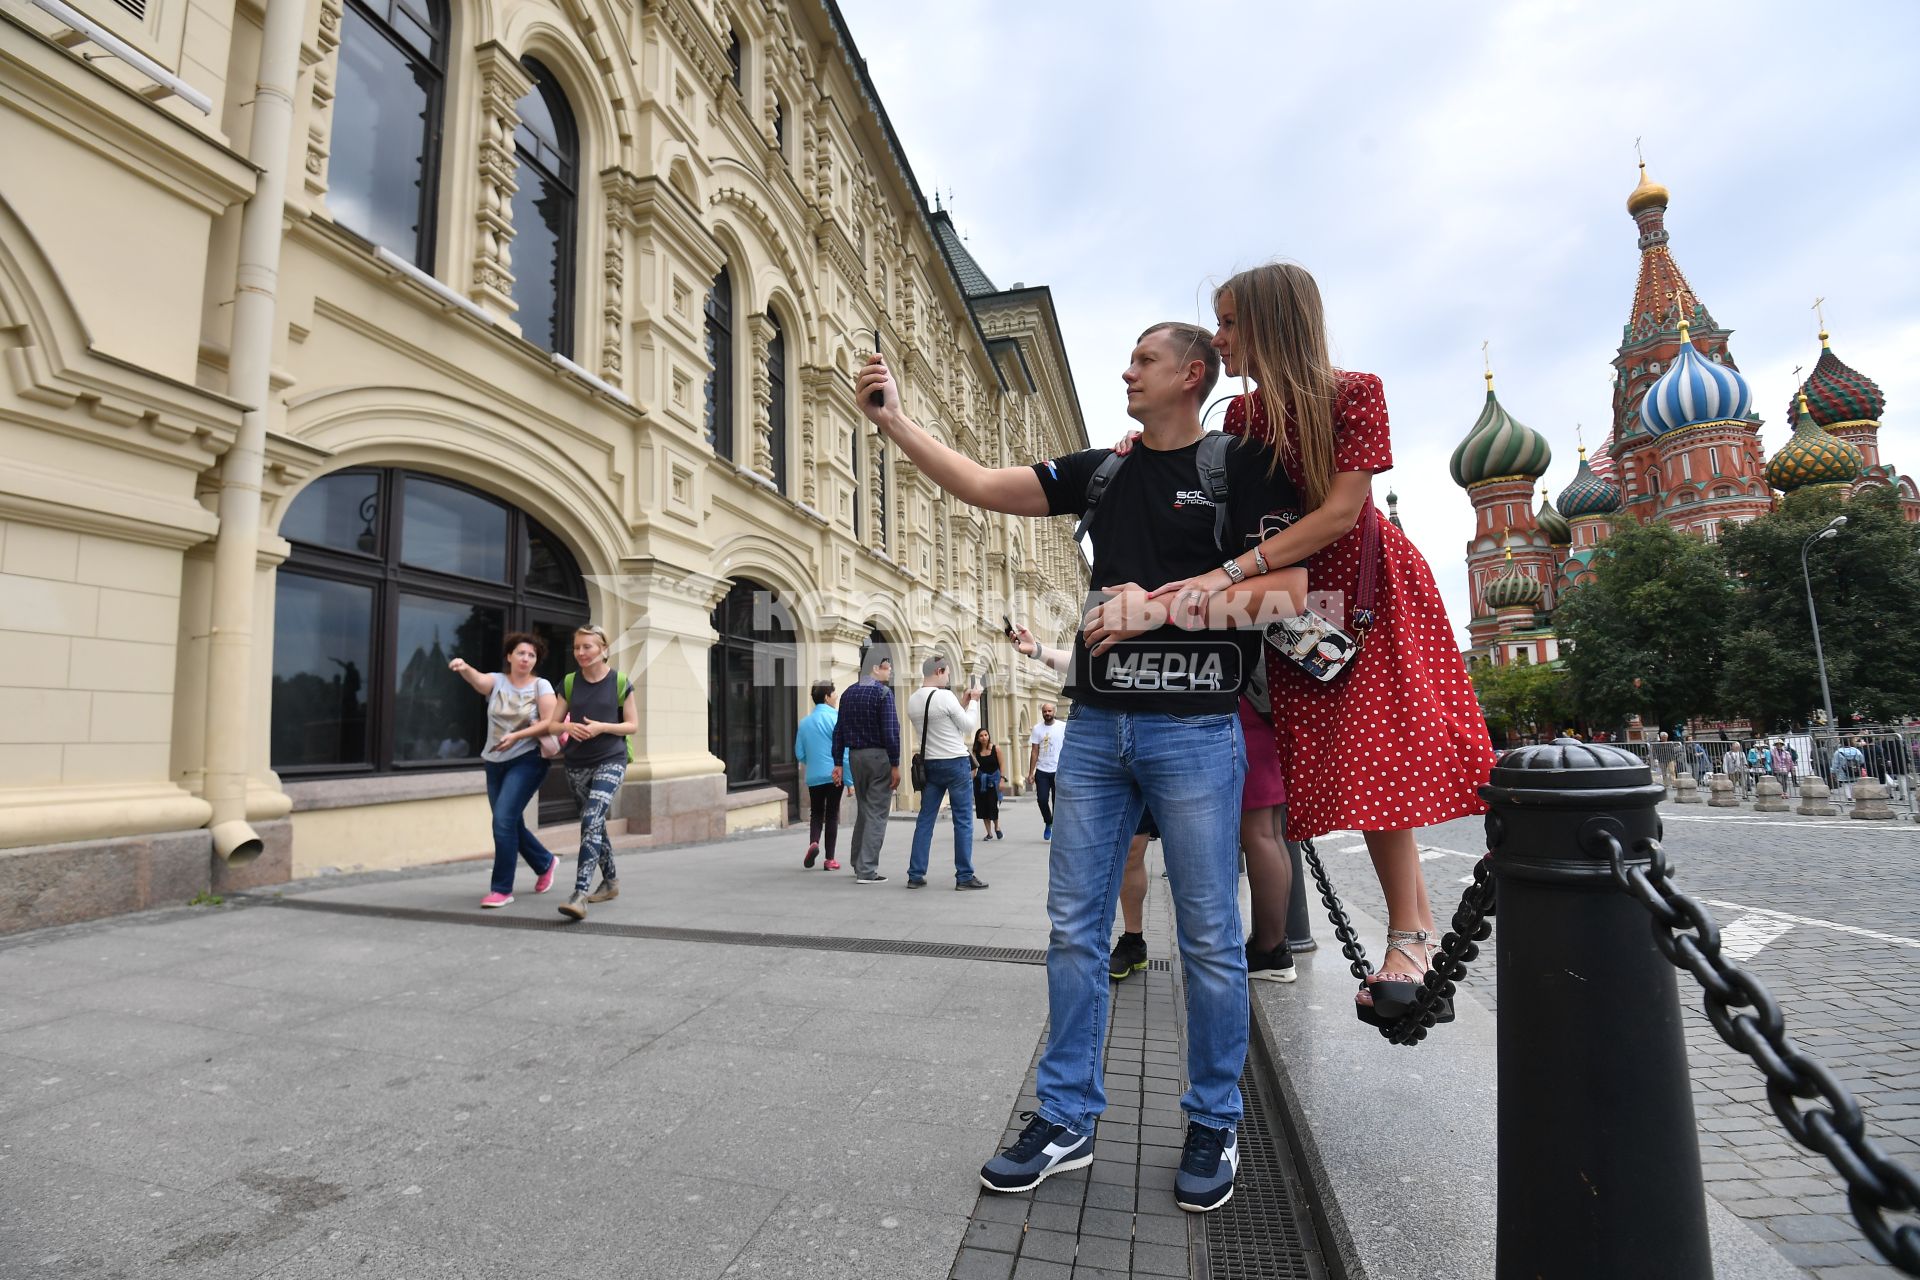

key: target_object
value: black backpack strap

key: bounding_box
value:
[1070,450,1130,544]
[1196,431,1233,553]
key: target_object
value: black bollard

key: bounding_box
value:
[1486,738,1714,1280]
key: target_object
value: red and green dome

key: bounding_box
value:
[1792,332,1884,428]
[1484,549,1544,609]
[1451,373,1552,488]
[1535,486,1571,545]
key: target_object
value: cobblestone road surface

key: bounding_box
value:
[1308,803,1920,1279]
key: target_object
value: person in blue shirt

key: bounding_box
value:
[795,679,853,870]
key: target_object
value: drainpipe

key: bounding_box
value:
[202,0,306,863]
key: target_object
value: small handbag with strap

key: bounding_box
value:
[1262,496,1382,685]
[910,691,930,791]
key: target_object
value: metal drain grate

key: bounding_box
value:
[1199,1020,1329,1279]
[257,896,1173,971]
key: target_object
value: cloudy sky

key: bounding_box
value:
[834,0,1920,645]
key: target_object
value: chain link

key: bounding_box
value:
[1601,829,1920,1275]
[1298,839,1496,1046]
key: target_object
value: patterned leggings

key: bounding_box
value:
[566,761,626,893]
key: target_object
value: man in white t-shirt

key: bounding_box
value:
[906,654,988,889]
[1028,704,1066,840]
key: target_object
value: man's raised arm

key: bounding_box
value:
[856,355,1051,516]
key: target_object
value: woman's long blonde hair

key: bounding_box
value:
[1217,263,1340,511]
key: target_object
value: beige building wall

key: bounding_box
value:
[0,0,1088,930]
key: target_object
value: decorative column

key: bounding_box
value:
[471,43,532,321]
[600,168,642,384]
[748,313,775,478]
[301,0,343,203]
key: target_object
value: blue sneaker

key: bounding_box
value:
[1174,1122,1238,1212]
[979,1112,1093,1193]
[1043,825,1052,841]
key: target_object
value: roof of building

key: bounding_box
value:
[929,211,997,298]
[1641,316,1753,436]
[1556,447,1623,518]
[1793,331,1885,427]
[1450,373,1553,487]
[1767,393,1864,492]
[1536,486,1572,544]
[1623,167,1720,348]
[1485,548,1545,609]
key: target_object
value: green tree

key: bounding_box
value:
[1718,486,1920,729]
[1470,659,1574,745]
[1553,519,1733,732]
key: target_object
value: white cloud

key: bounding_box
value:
[835,0,1920,645]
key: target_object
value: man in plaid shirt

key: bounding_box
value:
[832,650,900,882]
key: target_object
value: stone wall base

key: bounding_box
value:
[618,773,728,845]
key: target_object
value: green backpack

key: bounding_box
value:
[561,670,635,763]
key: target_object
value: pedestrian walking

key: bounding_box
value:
[831,649,900,883]
[1028,704,1065,840]
[1721,744,1746,796]
[448,634,561,908]
[972,728,1008,841]
[1772,739,1796,795]
[906,655,989,890]
[1141,263,1498,1025]
[794,680,852,870]
[858,314,1309,1214]
[548,625,636,921]
[1833,738,1866,802]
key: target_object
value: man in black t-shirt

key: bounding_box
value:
[856,322,1307,1214]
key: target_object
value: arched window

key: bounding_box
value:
[766,311,788,491]
[708,580,799,816]
[704,265,734,456]
[272,468,590,813]
[510,57,579,356]
[726,28,743,90]
[330,0,448,268]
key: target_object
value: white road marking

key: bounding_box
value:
[1718,915,1795,962]
[1663,814,1920,831]
[1419,845,1484,860]
[1701,900,1920,950]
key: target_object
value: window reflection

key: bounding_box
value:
[329,0,446,268]
[281,471,381,555]
[392,596,503,762]
[704,265,734,456]
[767,312,787,490]
[271,575,373,767]
[510,58,578,356]
[401,476,508,581]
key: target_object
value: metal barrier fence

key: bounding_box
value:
[1300,739,1920,1277]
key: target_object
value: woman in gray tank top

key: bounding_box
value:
[449,634,559,908]
[545,624,638,920]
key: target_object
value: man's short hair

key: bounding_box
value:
[1138,321,1221,402]
[810,679,834,705]
[922,653,949,678]
[866,648,892,673]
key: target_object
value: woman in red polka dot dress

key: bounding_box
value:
[1159,263,1498,1025]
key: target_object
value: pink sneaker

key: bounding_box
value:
[480,892,513,908]
[534,860,558,894]
[823,859,841,871]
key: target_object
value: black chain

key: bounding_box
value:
[1600,829,1920,1275]
[1299,839,1497,1046]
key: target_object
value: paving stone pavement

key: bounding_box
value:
[1306,802,1920,1279]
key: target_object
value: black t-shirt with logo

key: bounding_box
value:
[1032,434,1305,715]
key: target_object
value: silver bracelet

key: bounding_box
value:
[1221,558,1246,584]
[1252,546,1270,576]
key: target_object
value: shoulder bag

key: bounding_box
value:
[910,690,930,791]
[1262,496,1381,684]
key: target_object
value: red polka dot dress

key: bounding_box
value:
[1226,373,1496,843]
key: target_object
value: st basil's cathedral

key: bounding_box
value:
[1455,164,1919,668]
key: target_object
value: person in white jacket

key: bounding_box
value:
[905,654,988,889]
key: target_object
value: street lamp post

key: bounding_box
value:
[1800,515,1847,734]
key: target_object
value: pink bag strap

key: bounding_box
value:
[1352,496,1381,633]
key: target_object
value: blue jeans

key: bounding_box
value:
[1033,769,1057,827]
[1035,706,1248,1134]
[908,754,976,883]
[484,751,557,895]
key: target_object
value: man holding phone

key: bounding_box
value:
[905,654,989,890]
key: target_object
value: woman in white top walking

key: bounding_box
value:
[449,633,560,908]
[906,654,989,890]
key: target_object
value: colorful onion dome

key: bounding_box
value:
[1627,161,1670,216]
[1588,436,1617,482]
[1556,447,1622,518]
[1535,486,1572,544]
[1640,314,1752,437]
[1450,371,1552,488]
[1792,330,1885,427]
[1484,548,1544,609]
[1766,393,1864,493]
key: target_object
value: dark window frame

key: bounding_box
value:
[766,309,788,492]
[704,264,735,458]
[510,55,580,357]
[273,467,589,781]
[337,0,449,270]
[726,28,743,91]
[707,579,800,816]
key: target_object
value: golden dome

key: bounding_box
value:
[1627,162,1670,216]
